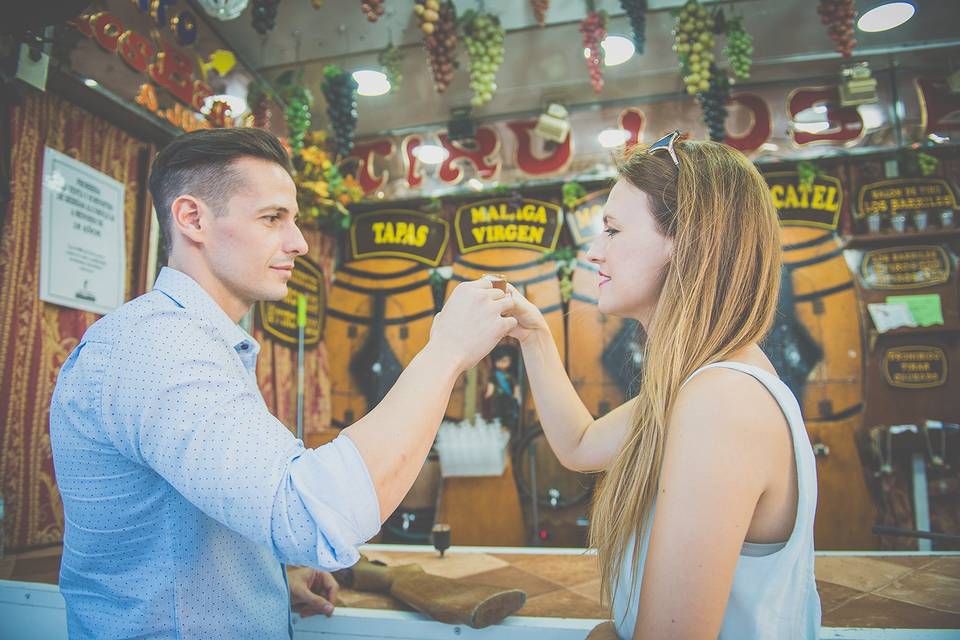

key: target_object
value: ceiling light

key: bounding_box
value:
[202,94,248,115]
[467,178,484,191]
[583,35,635,67]
[83,78,98,88]
[857,2,915,32]
[794,121,831,134]
[196,0,249,21]
[598,128,631,148]
[760,142,779,152]
[413,144,449,165]
[352,69,391,97]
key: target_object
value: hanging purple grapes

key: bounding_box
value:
[251,0,280,35]
[619,0,647,54]
[321,64,359,160]
[699,63,730,142]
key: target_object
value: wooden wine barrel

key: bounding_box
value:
[567,252,639,418]
[445,248,565,425]
[778,227,877,549]
[326,258,436,429]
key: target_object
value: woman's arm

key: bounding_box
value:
[509,285,632,472]
[632,368,785,639]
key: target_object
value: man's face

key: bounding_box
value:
[202,157,308,307]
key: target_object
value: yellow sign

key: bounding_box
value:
[860,245,951,290]
[350,210,449,266]
[857,178,957,218]
[258,255,325,347]
[455,197,562,253]
[764,172,843,230]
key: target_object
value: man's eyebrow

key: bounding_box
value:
[257,206,291,214]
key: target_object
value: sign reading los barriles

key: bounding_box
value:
[455,198,562,254]
[882,346,948,389]
[258,255,325,348]
[857,179,958,217]
[350,210,449,266]
[567,189,611,246]
[763,172,843,229]
[859,245,952,290]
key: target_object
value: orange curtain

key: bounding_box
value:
[253,229,339,448]
[0,92,153,551]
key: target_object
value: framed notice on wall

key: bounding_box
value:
[39,147,126,315]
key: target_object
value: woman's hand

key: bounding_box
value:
[504,283,548,343]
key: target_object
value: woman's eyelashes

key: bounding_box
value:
[604,227,619,237]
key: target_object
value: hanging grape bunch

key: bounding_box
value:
[251,0,280,35]
[361,0,385,22]
[321,64,359,160]
[619,0,647,54]
[816,0,856,58]
[248,82,272,130]
[282,84,312,154]
[698,64,730,142]
[916,152,939,177]
[415,0,458,93]
[530,0,549,27]
[462,10,505,107]
[580,10,607,94]
[377,44,404,92]
[673,0,715,97]
[722,15,752,79]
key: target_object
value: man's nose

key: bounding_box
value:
[287,221,309,256]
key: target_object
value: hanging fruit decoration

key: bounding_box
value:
[462,9,505,107]
[321,64,359,160]
[378,43,404,92]
[293,131,364,232]
[673,0,715,97]
[916,151,939,177]
[530,0,549,27]
[619,0,647,54]
[580,5,607,94]
[699,63,730,142]
[276,70,312,154]
[310,0,324,7]
[361,0,385,22]
[415,0,458,93]
[722,14,752,79]
[817,0,857,58]
[247,81,273,129]
[251,0,280,35]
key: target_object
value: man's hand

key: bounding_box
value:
[429,278,517,372]
[288,566,340,618]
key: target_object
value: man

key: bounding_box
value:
[50,128,517,639]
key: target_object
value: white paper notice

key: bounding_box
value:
[867,302,917,333]
[40,147,126,315]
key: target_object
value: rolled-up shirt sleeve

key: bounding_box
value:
[100,309,380,570]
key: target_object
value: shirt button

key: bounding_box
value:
[240,343,250,351]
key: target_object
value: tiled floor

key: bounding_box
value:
[4,546,959,629]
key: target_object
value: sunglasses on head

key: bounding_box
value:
[647,129,681,167]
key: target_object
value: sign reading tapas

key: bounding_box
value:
[258,255,325,348]
[455,197,562,254]
[566,189,610,246]
[882,346,948,389]
[857,178,957,217]
[350,210,449,266]
[859,245,952,290]
[763,172,843,229]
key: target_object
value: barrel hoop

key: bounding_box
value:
[576,260,600,272]
[337,263,424,280]
[540,303,563,315]
[571,292,598,305]
[455,255,547,272]
[782,233,837,252]
[784,246,845,270]
[807,403,863,422]
[792,281,854,303]
[451,270,558,287]
[332,277,431,296]
[327,306,435,326]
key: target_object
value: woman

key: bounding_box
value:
[506,132,821,639]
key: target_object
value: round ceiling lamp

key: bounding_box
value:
[197,0,250,21]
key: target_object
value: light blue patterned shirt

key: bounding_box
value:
[50,267,381,639]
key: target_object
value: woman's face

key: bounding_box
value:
[586,179,673,325]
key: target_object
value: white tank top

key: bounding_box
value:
[611,362,822,639]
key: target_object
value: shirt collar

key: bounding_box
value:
[153,267,259,355]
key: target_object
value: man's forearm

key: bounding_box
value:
[341,342,460,520]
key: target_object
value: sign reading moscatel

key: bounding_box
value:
[350,210,449,266]
[857,178,957,217]
[566,189,610,246]
[882,346,948,389]
[764,172,843,230]
[455,197,562,253]
[258,255,325,348]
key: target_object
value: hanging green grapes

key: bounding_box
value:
[673,0,715,96]
[462,10,505,107]
[277,71,313,154]
[377,44,404,92]
[722,15,753,80]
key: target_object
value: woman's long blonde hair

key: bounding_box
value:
[589,139,782,606]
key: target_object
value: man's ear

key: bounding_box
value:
[170,195,206,246]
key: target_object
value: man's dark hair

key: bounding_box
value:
[148,127,292,253]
